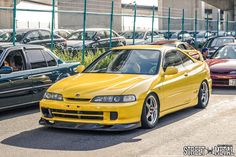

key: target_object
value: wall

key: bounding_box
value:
[58,0,122,31]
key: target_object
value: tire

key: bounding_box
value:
[196,81,210,109]
[141,93,159,129]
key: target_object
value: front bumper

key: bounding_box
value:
[211,74,236,87]
[39,118,141,131]
[39,99,143,131]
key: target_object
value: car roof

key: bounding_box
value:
[208,36,235,40]
[0,43,45,50]
[224,42,236,45]
[1,28,50,33]
[150,40,182,45]
[75,28,113,32]
[112,45,175,52]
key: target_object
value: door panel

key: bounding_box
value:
[0,70,33,110]
[161,50,189,112]
[0,49,33,110]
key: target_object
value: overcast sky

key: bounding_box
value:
[122,0,158,6]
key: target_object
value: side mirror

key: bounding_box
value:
[164,66,178,75]
[0,66,13,74]
[76,65,85,73]
[23,38,30,44]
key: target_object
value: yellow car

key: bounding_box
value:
[151,40,204,61]
[39,45,212,131]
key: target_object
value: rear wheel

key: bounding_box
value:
[141,93,159,129]
[196,81,209,108]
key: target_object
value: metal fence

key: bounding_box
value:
[0,0,236,64]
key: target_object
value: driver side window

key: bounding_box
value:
[25,31,40,41]
[1,50,26,72]
[163,50,184,71]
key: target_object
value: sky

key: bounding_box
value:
[122,0,158,6]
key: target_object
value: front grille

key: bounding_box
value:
[65,98,91,102]
[50,109,104,120]
[211,71,229,75]
[212,79,229,85]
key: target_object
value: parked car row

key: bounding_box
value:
[1,26,236,132]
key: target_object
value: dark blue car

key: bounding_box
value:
[0,44,80,111]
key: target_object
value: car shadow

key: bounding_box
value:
[1,107,202,151]
[212,87,236,95]
[0,104,39,121]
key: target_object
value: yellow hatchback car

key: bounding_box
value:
[39,45,212,131]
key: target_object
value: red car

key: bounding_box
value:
[207,43,236,87]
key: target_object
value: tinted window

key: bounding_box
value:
[211,38,234,47]
[40,30,50,39]
[177,51,194,67]
[105,31,118,38]
[0,31,25,42]
[43,50,57,66]
[122,31,145,39]
[164,50,184,70]
[96,31,106,39]
[212,45,236,59]
[68,31,96,40]
[26,31,40,41]
[177,44,186,50]
[25,49,47,69]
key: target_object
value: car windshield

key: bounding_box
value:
[84,49,161,75]
[211,38,234,47]
[0,31,25,42]
[68,31,96,40]
[212,45,236,59]
[122,31,145,39]
[197,33,206,38]
[170,33,178,38]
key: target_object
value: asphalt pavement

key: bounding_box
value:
[0,87,236,157]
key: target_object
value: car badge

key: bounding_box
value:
[76,94,80,97]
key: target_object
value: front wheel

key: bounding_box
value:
[196,81,209,108]
[141,93,159,129]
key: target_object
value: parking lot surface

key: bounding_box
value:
[0,87,236,157]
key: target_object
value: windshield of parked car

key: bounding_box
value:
[0,31,25,42]
[197,32,206,38]
[84,49,161,75]
[121,31,145,39]
[210,38,234,48]
[212,45,236,59]
[68,31,96,40]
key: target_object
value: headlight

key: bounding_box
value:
[92,95,136,103]
[44,92,63,101]
[230,71,236,74]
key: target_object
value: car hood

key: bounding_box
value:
[48,73,155,99]
[207,59,236,72]
[67,40,93,48]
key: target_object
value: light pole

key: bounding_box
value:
[122,1,135,31]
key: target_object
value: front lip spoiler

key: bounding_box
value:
[39,118,141,131]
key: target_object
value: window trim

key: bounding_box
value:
[25,48,48,69]
[162,49,185,70]
[41,49,58,67]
